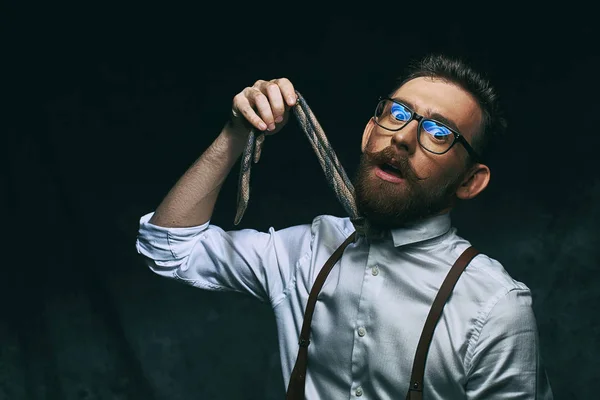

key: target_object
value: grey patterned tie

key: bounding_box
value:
[234,90,367,235]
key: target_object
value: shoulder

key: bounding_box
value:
[443,227,530,293]
[438,228,533,318]
[440,230,541,370]
[468,252,530,294]
[466,251,534,328]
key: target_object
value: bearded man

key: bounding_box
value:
[136,54,553,399]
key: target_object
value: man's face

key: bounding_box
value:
[353,77,484,230]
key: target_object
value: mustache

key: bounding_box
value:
[364,147,425,182]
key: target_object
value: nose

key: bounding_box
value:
[390,119,419,155]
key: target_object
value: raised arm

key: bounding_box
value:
[149,78,298,228]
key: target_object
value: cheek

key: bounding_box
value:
[412,155,456,182]
[434,164,465,187]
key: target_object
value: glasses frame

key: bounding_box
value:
[373,97,482,163]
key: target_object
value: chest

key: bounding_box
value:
[299,242,470,396]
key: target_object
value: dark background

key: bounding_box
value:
[3,2,599,399]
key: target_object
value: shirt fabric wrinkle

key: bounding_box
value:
[464,286,517,375]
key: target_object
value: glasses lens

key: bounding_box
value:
[420,120,454,153]
[375,100,412,129]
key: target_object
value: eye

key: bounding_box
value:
[390,103,411,122]
[422,120,453,141]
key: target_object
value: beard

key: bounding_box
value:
[352,146,465,236]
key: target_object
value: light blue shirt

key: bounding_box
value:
[136,211,553,399]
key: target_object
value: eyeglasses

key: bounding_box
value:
[373,97,482,162]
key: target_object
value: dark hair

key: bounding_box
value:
[394,54,507,163]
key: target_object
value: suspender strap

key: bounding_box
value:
[406,245,480,400]
[285,232,357,400]
[285,232,479,400]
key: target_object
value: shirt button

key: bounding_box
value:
[358,327,366,337]
[371,265,379,276]
[355,386,363,396]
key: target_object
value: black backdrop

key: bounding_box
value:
[3,2,599,399]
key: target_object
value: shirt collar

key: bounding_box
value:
[390,212,452,247]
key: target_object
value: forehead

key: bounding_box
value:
[392,77,482,138]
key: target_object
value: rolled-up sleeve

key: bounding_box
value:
[135,212,313,306]
[465,288,553,399]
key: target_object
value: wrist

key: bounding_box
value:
[220,121,251,152]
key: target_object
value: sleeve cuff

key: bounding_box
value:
[136,212,211,260]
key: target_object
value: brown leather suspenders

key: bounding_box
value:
[285,232,480,400]
[405,245,479,400]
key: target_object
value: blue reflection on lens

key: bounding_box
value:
[391,103,411,122]
[423,120,452,138]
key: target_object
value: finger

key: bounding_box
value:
[273,78,297,107]
[247,87,276,131]
[262,81,286,124]
[233,92,268,131]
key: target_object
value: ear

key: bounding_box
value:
[361,118,376,153]
[455,163,491,200]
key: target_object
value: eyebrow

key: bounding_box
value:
[391,96,462,133]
